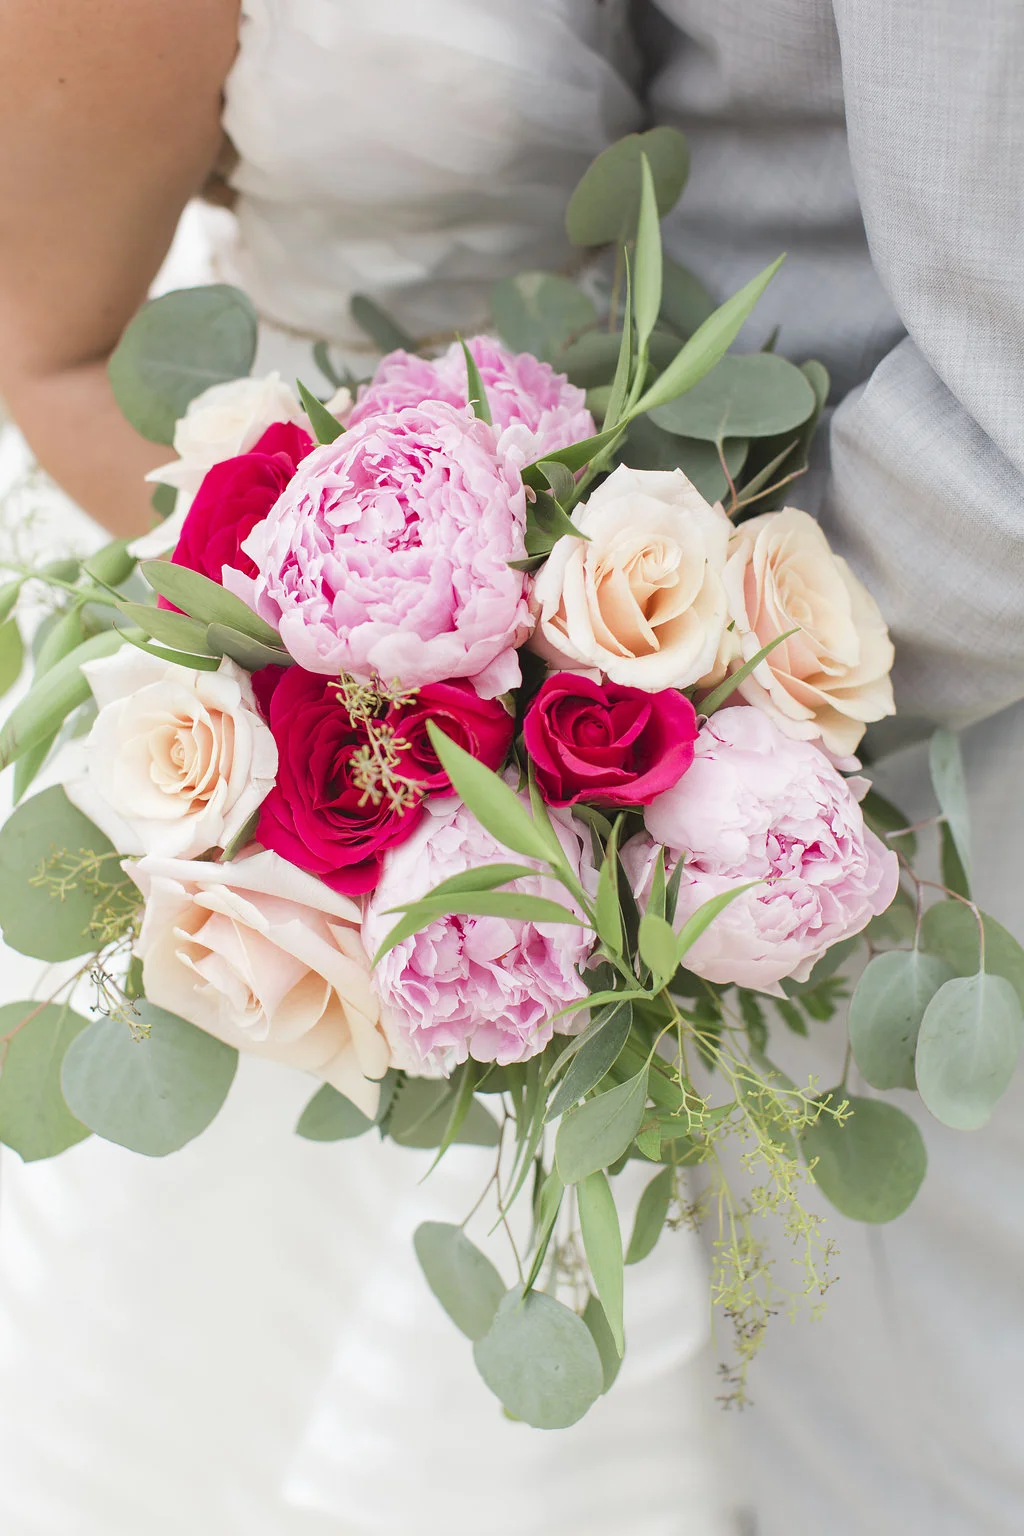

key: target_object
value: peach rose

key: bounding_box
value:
[62,648,277,860]
[530,465,730,691]
[713,507,895,757]
[128,849,390,1115]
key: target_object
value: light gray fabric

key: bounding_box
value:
[645,4,1024,1532]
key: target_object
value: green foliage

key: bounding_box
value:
[0,618,24,699]
[565,128,690,246]
[659,258,715,337]
[473,1286,604,1429]
[698,634,794,715]
[632,154,664,356]
[296,379,346,444]
[349,295,416,354]
[929,729,972,890]
[206,623,292,671]
[117,602,215,656]
[0,580,22,625]
[555,1065,650,1184]
[920,901,1024,1008]
[424,723,563,865]
[491,273,596,363]
[617,419,749,502]
[385,1075,499,1149]
[296,1083,375,1141]
[649,353,816,444]
[108,285,258,444]
[802,1093,926,1223]
[61,1002,238,1156]
[459,340,493,425]
[582,1294,623,1393]
[915,973,1023,1130]
[626,1165,674,1265]
[545,1000,633,1122]
[0,630,123,772]
[414,1222,506,1342]
[577,1170,625,1354]
[848,950,954,1090]
[0,1002,91,1161]
[139,561,282,648]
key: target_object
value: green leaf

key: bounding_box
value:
[206,623,293,671]
[0,630,123,771]
[458,339,492,425]
[848,950,954,1091]
[424,722,562,864]
[617,418,749,502]
[802,1093,927,1223]
[296,379,345,444]
[603,252,635,429]
[699,634,794,715]
[861,787,917,861]
[582,1293,623,1393]
[523,1166,564,1292]
[83,539,137,589]
[414,1221,506,1342]
[920,900,1024,1008]
[524,491,588,558]
[473,1286,604,1428]
[659,258,715,337]
[387,1076,499,1149]
[151,482,178,520]
[60,1002,237,1156]
[375,891,583,966]
[108,284,258,445]
[0,617,24,699]
[632,257,786,418]
[0,786,121,960]
[638,911,680,985]
[915,973,1023,1130]
[296,1083,374,1141]
[545,1000,633,1122]
[349,295,416,354]
[415,864,540,904]
[524,421,627,482]
[647,846,667,923]
[115,623,221,672]
[557,329,681,390]
[929,729,972,890]
[649,352,816,443]
[140,561,281,647]
[116,602,216,656]
[577,1170,624,1354]
[594,821,624,954]
[491,272,597,363]
[427,1060,481,1170]
[0,1002,91,1161]
[738,990,768,1054]
[565,127,690,247]
[625,1164,674,1265]
[675,882,761,960]
[555,1064,650,1184]
[11,731,58,806]
[939,820,971,901]
[0,580,23,625]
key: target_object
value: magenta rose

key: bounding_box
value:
[169,420,313,587]
[523,674,699,807]
[386,681,513,793]
[252,665,422,896]
[348,335,595,460]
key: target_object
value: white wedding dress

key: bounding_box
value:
[0,5,736,1534]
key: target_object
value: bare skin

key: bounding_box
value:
[0,0,241,537]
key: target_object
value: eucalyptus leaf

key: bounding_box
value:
[491,272,597,363]
[0,1002,91,1161]
[473,1286,604,1429]
[0,786,122,961]
[140,562,281,647]
[625,1164,674,1265]
[861,787,918,861]
[424,723,562,865]
[659,259,715,337]
[638,912,680,986]
[649,352,816,443]
[349,295,416,354]
[117,602,216,656]
[617,418,749,501]
[940,821,971,901]
[206,624,293,671]
[582,1294,623,1394]
[802,1093,927,1223]
[296,1083,374,1141]
[108,285,258,444]
[555,1065,650,1184]
[0,630,123,771]
[61,1002,237,1156]
[915,973,1023,1130]
[11,731,57,806]
[296,379,345,444]
[387,1076,499,1149]
[577,1170,625,1354]
[116,623,221,672]
[415,864,540,903]
[0,618,24,699]
[557,329,681,390]
[929,729,972,888]
[594,840,623,955]
[414,1222,506,1342]
[633,153,663,355]
[848,950,954,1090]
[920,900,1024,1008]
[523,1167,564,1292]
[565,128,690,247]
[545,1000,633,1122]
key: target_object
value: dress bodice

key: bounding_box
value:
[220,0,640,348]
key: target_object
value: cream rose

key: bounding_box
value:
[530,465,731,691]
[713,506,895,757]
[128,850,390,1114]
[132,372,310,557]
[62,648,277,859]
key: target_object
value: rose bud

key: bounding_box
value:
[523,672,699,808]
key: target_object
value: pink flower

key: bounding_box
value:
[226,401,532,698]
[348,335,594,460]
[624,706,898,991]
[363,796,596,1072]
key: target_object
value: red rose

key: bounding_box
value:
[523,674,698,807]
[253,665,422,895]
[168,420,314,587]
[386,680,513,792]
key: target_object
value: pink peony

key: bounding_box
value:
[363,796,597,1072]
[226,401,532,697]
[624,706,898,991]
[348,335,595,460]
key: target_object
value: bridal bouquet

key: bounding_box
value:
[2,132,1021,1427]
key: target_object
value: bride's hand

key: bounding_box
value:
[0,0,240,537]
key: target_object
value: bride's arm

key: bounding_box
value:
[0,0,240,538]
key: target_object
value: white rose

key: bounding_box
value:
[714,507,896,757]
[530,465,731,691]
[131,372,310,557]
[62,648,277,859]
[128,850,390,1115]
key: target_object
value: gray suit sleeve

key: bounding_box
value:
[822,1,1024,737]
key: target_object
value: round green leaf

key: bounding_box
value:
[920,900,1024,1009]
[491,272,597,363]
[848,950,955,1090]
[649,352,817,443]
[802,1093,927,1223]
[108,285,258,445]
[414,1221,506,1342]
[296,1083,374,1141]
[915,973,1023,1131]
[473,1287,604,1429]
[60,1001,237,1156]
[0,1002,91,1161]
[618,418,748,500]
[566,128,690,247]
[0,786,121,961]
[386,1076,499,1149]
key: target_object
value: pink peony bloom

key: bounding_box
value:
[226,401,532,698]
[624,706,898,992]
[363,796,597,1072]
[348,335,595,461]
